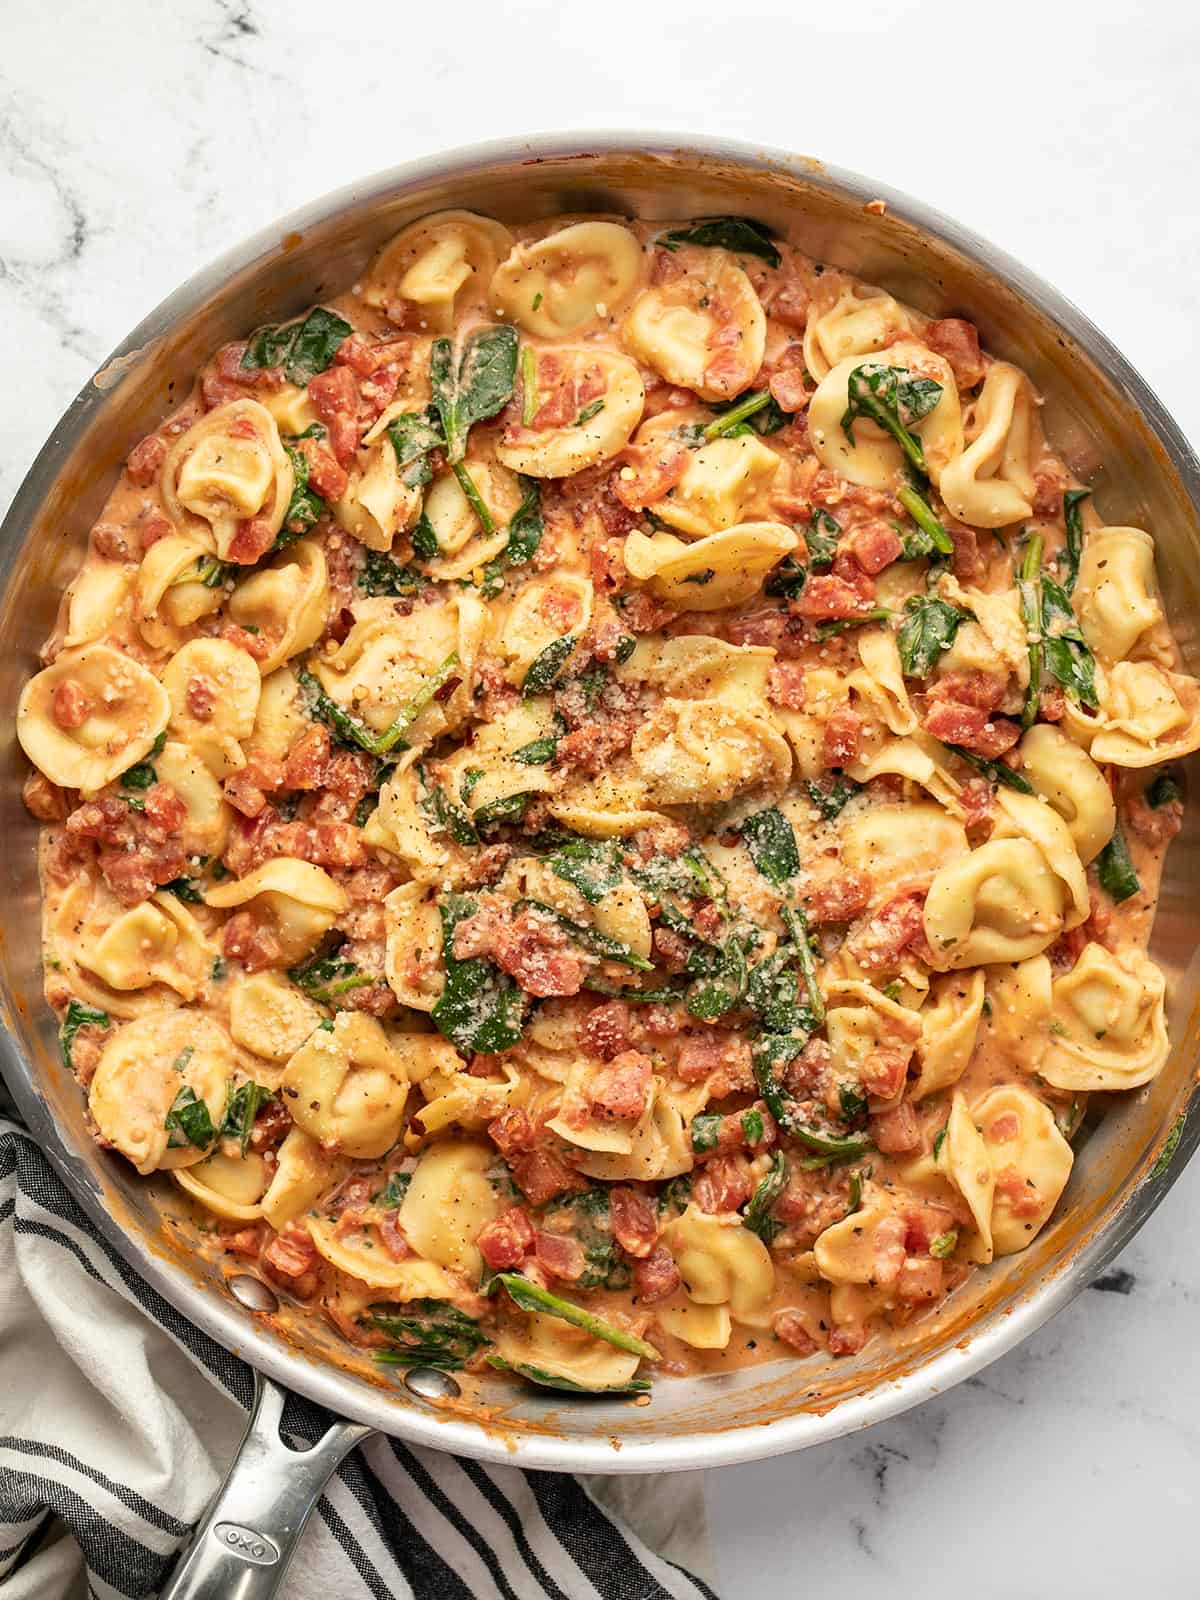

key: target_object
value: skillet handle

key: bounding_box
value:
[160,1372,373,1600]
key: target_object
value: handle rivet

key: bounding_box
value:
[404,1367,461,1401]
[229,1274,280,1313]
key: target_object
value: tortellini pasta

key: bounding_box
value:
[205,860,348,966]
[841,802,967,884]
[161,637,262,778]
[1074,527,1163,664]
[491,221,643,337]
[802,279,913,382]
[227,540,329,675]
[307,1214,453,1295]
[63,561,134,648]
[661,1204,775,1324]
[281,1013,409,1158]
[155,740,233,858]
[936,363,1038,529]
[133,533,225,648]
[397,1139,501,1280]
[314,593,483,752]
[624,251,765,400]
[623,521,798,611]
[333,437,421,552]
[808,342,962,490]
[229,972,325,1063]
[1018,724,1115,864]
[923,837,1070,968]
[161,400,294,560]
[1040,942,1169,1091]
[1084,661,1200,766]
[175,1147,271,1222]
[262,1127,349,1231]
[910,972,986,1102]
[825,981,922,1090]
[936,1092,995,1262]
[496,348,645,477]
[382,882,445,1011]
[631,696,791,805]
[649,435,781,538]
[365,209,514,332]
[421,456,522,581]
[972,1086,1074,1255]
[495,1312,644,1391]
[18,644,169,794]
[89,1011,233,1175]
[83,892,214,1001]
[500,574,593,674]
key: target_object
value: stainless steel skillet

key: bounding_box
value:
[2,133,1199,1600]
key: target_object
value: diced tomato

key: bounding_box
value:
[994,1167,1044,1218]
[51,679,93,730]
[922,699,1020,758]
[822,706,862,768]
[609,1187,658,1259]
[921,319,986,390]
[488,1109,536,1157]
[263,1224,317,1281]
[22,771,66,823]
[126,433,168,486]
[930,671,1005,711]
[828,1322,870,1357]
[579,1000,634,1062]
[1125,792,1184,848]
[871,1101,920,1153]
[586,1050,653,1121]
[807,870,871,925]
[613,440,689,511]
[791,573,876,622]
[772,1309,819,1355]
[282,725,331,790]
[223,909,282,973]
[847,890,929,972]
[948,523,986,584]
[294,433,348,501]
[897,1256,945,1303]
[510,1148,587,1207]
[633,1244,681,1305]
[846,522,902,576]
[534,1230,587,1282]
[861,1047,911,1100]
[872,1215,908,1286]
[768,660,807,709]
[693,1155,753,1214]
[223,1225,266,1259]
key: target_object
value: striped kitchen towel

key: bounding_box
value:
[0,1110,716,1599]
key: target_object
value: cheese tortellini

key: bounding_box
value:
[623,521,798,611]
[162,637,262,778]
[18,644,169,794]
[496,348,645,477]
[936,363,1038,528]
[89,1012,233,1175]
[972,1086,1074,1255]
[1040,943,1169,1091]
[205,860,348,966]
[1075,527,1163,664]
[227,540,328,674]
[364,209,514,332]
[281,1013,409,1158]
[161,400,294,560]
[808,341,962,490]
[491,221,643,337]
[662,1204,775,1325]
[624,251,765,400]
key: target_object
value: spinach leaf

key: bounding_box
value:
[220,1081,274,1156]
[431,325,519,463]
[504,476,544,567]
[539,1190,630,1290]
[387,408,445,489]
[781,904,824,1025]
[165,1085,216,1151]
[841,363,943,478]
[806,508,841,567]
[690,1113,722,1153]
[703,389,776,441]
[522,635,576,697]
[163,877,203,903]
[276,442,326,547]
[288,949,374,1004]
[432,893,527,1053]
[740,807,800,886]
[576,398,605,426]
[839,1082,869,1122]
[1062,487,1091,594]
[60,999,109,1069]
[1041,574,1098,707]
[420,781,480,846]
[298,655,459,757]
[1096,825,1140,903]
[941,744,1034,793]
[1017,534,1043,728]
[743,1152,789,1243]
[896,484,954,555]
[815,607,893,640]
[241,307,352,386]
[629,845,716,903]
[742,1108,765,1144]
[929,1230,958,1260]
[367,1299,489,1369]
[486,1355,650,1394]
[745,948,811,1034]
[686,935,747,1020]
[472,793,529,826]
[1148,770,1183,809]
[659,216,781,267]
[517,899,652,971]
[765,558,805,600]
[359,550,429,597]
[512,736,558,766]
[547,838,625,904]
[410,514,440,561]
[494,1273,659,1360]
[375,1172,412,1207]
[897,595,972,676]
[804,776,861,820]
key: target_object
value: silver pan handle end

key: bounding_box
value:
[159,1373,372,1600]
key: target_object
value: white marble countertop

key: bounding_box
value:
[3,2,1199,1593]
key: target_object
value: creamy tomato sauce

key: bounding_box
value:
[19,207,1191,1396]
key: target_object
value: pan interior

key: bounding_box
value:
[2,136,1197,1471]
